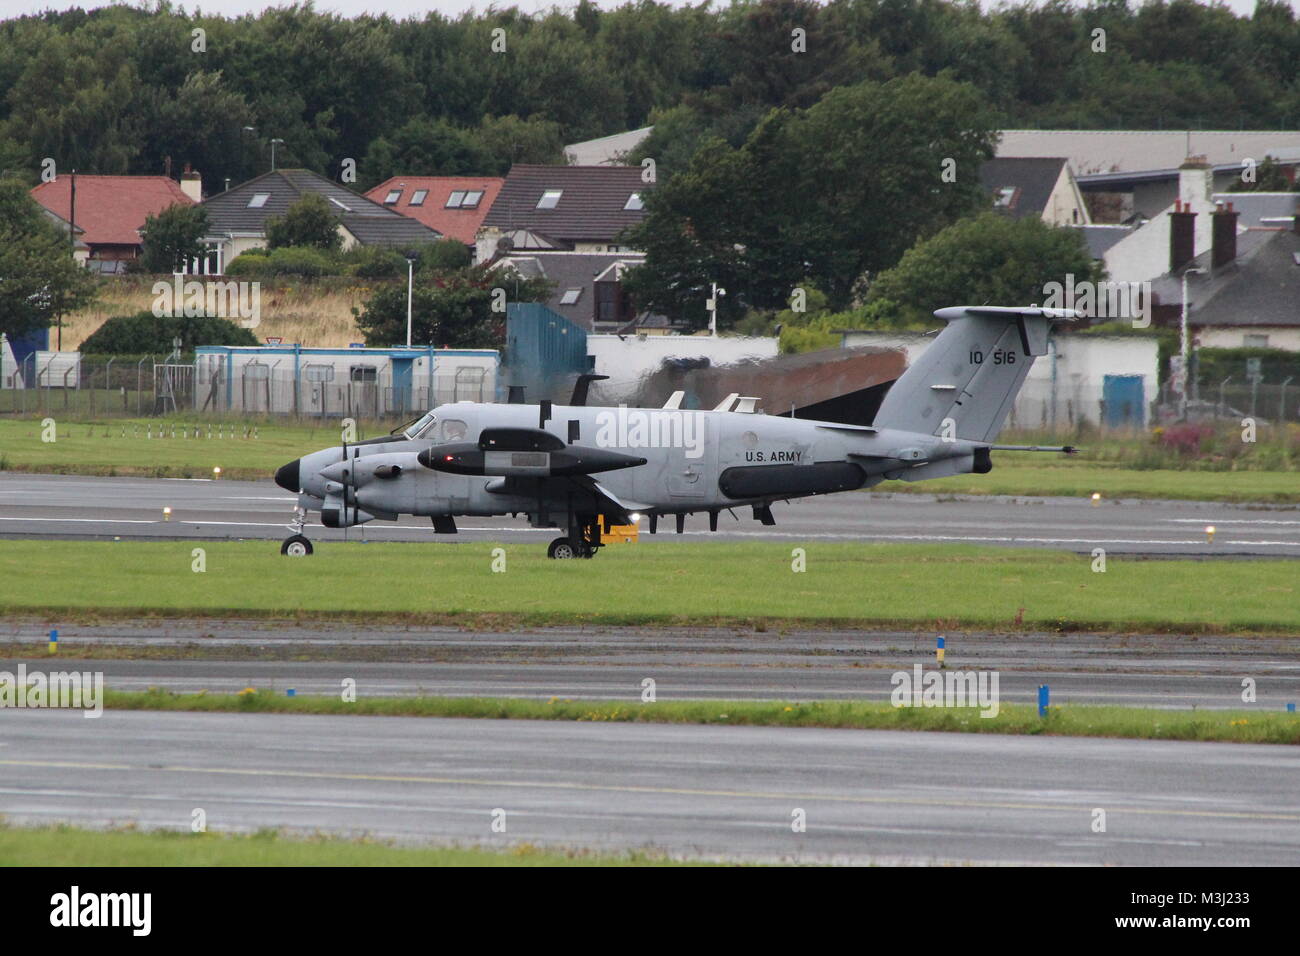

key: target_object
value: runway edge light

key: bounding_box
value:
[48,629,58,655]
[936,635,945,669]
[1038,684,1049,718]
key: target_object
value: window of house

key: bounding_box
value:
[247,193,271,208]
[461,190,484,209]
[349,365,377,383]
[624,192,644,211]
[304,364,334,383]
[1243,334,1270,348]
[410,189,428,206]
[537,189,562,209]
[384,190,402,204]
[559,288,582,305]
[446,191,466,208]
[993,187,1016,208]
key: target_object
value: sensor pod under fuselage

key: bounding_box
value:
[417,444,646,477]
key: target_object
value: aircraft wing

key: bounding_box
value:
[816,423,877,434]
[485,473,651,523]
[565,475,652,522]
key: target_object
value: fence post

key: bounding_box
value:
[1218,377,1231,418]
[1281,377,1294,424]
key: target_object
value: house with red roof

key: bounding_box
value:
[363,176,504,251]
[29,173,198,273]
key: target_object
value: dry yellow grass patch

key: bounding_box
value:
[61,276,393,349]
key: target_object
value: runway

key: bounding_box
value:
[3,619,1296,709]
[3,709,1297,864]
[2,473,1298,555]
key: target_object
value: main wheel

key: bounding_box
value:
[547,537,579,559]
[281,534,313,556]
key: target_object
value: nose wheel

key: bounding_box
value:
[281,506,313,556]
[281,534,313,556]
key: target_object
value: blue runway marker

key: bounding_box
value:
[48,629,58,654]
[286,688,296,697]
[1038,684,1049,718]
[1288,703,1295,714]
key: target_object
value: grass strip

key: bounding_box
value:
[2,540,1296,634]
[0,821,696,867]
[99,689,1300,745]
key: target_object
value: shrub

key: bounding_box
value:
[343,246,407,278]
[226,246,338,278]
[80,310,259,354]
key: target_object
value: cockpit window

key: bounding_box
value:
[440,419,467,442]
[399,411,438,440]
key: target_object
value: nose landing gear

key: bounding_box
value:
[280,507,314,556]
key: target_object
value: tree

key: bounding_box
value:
[625,74,1000,327]
[139,202,209,273]
[361,117,492,188]
[1228,156,1299,193]
[352,266,550,349]
[859,213,1103,328]
[266,193,342,251]
[0,178,96,340]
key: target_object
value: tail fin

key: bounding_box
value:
[873,306,1074,442]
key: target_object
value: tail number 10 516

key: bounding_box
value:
[969,349,1016,365]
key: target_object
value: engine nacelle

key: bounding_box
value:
[320,493,378,528]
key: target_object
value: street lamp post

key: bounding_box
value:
[270,137,285,172]
[1179,266,1206,420]
[405,255,416,349]
[707,282,726,337]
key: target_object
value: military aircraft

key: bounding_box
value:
[273,306,1077,559]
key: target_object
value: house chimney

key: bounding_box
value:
[1178,154,1212,207]
[1211,201,1238,269]
[180,163,202,203]
[1169,198,1197,273]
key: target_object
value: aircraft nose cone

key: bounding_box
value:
[274,459,301,493]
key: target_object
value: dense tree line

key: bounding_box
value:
[0,0,1296,193]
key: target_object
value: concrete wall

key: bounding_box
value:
[1198,327,1300,351]
[586,333,778,405]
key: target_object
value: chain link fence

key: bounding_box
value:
[2,353,494,420]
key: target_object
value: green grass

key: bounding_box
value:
[2,417,1298,501]
[2,540,1296,632]
[95,688,1300,744]
[0,821,693,866]
[896,462,1300,503]
[0,416,367,480]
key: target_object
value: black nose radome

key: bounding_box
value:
[274,459,301,493]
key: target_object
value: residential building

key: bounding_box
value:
[199,169,442,274]
[476,164,649,262]
[979,157,1091,226]
[492,250,648,331]
[363,176,504,249]
[29,173,195,272]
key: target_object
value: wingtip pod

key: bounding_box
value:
[934,306,1080,322]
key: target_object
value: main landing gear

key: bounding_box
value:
[546,514,601,559]
[280,507,314,557]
